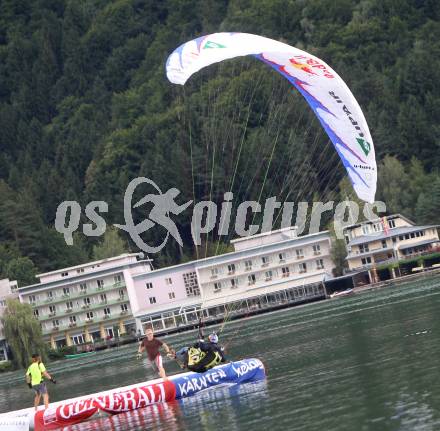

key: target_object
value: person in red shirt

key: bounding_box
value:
[137,327,172,380]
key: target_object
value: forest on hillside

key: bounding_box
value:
[0,0,439,285]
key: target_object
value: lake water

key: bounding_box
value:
[1,275,440,430]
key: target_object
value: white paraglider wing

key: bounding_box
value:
[166,33,376,203]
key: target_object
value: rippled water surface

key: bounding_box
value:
[1,276,440,430]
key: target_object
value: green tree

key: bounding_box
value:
[92,227,128,260]
[1,299,46,369]
[415,177,440,224]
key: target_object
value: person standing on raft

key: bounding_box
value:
[25,353,56,410]
[137,327,173,380]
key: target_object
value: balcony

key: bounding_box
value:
[32,281,127,307]
[38,299,130,322]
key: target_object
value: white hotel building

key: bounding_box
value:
[17,228,334,348]
[133,227,334,332]
[18,254,152,349]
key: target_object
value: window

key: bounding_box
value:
[362,225,370,235]
[299,263,307,273]
[114,275,122,284]
[183,272,200,297]
[359,244,369,253]
[312,244,321,255]
[66,301,73,310]
[296,249,304,259]
[33,309,39,318]
[80,283,87,292]
[165,277,172,285]
[227,264,236,274]
[63,287,70,296]
[86,311,94,320]
[146,282,153,289]
[281,267,290,277]
[261,256,270,266]
[168,292,176,299]
[230,278,239,289]
[97,279,104,289]
[214,282,221,292]
[316,259,324,270]
[361,257,372,265]
[47,291,53,299]
[100,293,107,303]
[410,232,415,238]
[29,295,36,304]
[278,252,286,262]
[388,219,396,228]
[149,297,157,304]
[49,305,56,314]
[244,260,252,271]
[69,315,77,325]
[405,234,410,240]
[52,319,59,328]
[118,289,125,299]
[381,240,387,248]
[210,268,219,278]
[399,235,404,241]
[61,272,68,277]
[71,334,85,345]
[248,274,256,285]
[76,268,84,274]
[83,297,91,307]
[103,307,111,316]
[265,270,273,281]
[120,303,128,312]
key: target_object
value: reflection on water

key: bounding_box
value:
[65,381,268,431]
[2,277,440,430]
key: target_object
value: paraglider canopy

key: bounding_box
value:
[166,32,377,203]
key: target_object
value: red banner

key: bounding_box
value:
[95,381,176,414]
[33,381,176,430]
[34,397,97,431]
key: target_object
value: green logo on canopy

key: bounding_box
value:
[356,138,371,156]
[204,41,226,49]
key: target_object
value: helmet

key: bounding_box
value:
[208,333,218,343]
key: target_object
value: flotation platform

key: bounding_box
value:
[0,358,265,431]
[65,351,96,359]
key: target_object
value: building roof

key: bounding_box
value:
[19,259,151,292]
[230,226,297,244]
[398,238,440,250]
[36,253,148,278]
[348,225,439,246]
[343,214,415,231]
